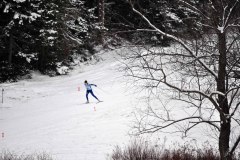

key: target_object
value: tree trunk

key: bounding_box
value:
[98,0,104,44]
[38,46,45,72]
[8,33,13,65]
[217,32,231,160]
[99,0,104,27]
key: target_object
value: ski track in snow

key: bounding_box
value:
[0,49,211,159]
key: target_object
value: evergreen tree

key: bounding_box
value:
[0,0,41,82]
[34,0,70,74]
[65,0,100,52]
[0,0,101,82]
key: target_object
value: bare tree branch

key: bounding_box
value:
[129,1,218,78]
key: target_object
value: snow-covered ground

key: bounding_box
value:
[0,48,214,160]
[0,49,138,160]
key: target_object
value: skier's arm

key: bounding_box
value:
[90,84,97,87]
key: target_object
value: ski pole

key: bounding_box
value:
[96,86,110,94]
[1,88,4,104]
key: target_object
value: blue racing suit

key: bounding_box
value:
[84,83,99,102]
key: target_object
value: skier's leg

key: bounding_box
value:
[86,90,90,102]
[89,90,99,101]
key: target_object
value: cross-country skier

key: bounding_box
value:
[84,80,100,103]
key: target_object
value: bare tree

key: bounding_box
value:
[123,0,240,159]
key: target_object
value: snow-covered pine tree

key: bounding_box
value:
[64,0,100,55]
[34,0,70,75]
[0,0,102,81]
[0,0,41,82]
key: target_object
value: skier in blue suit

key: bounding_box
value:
[84,80,100,103]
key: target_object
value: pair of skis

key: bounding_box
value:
[85,101,103,104]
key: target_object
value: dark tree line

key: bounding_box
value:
[0,0,203,82]
[0,0,98,82]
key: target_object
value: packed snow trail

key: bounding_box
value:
[0,50,136,160]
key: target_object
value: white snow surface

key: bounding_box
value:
[0,50,137,160]
[0,48,211,159]
[4,4,10,13]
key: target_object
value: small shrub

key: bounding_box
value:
[0,62,30,83]
[0,151,53,160]
[111,140,162,160]
[110,140,239,160]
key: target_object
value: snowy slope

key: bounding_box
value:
[0,48,215,160]
[0,49,138,160]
